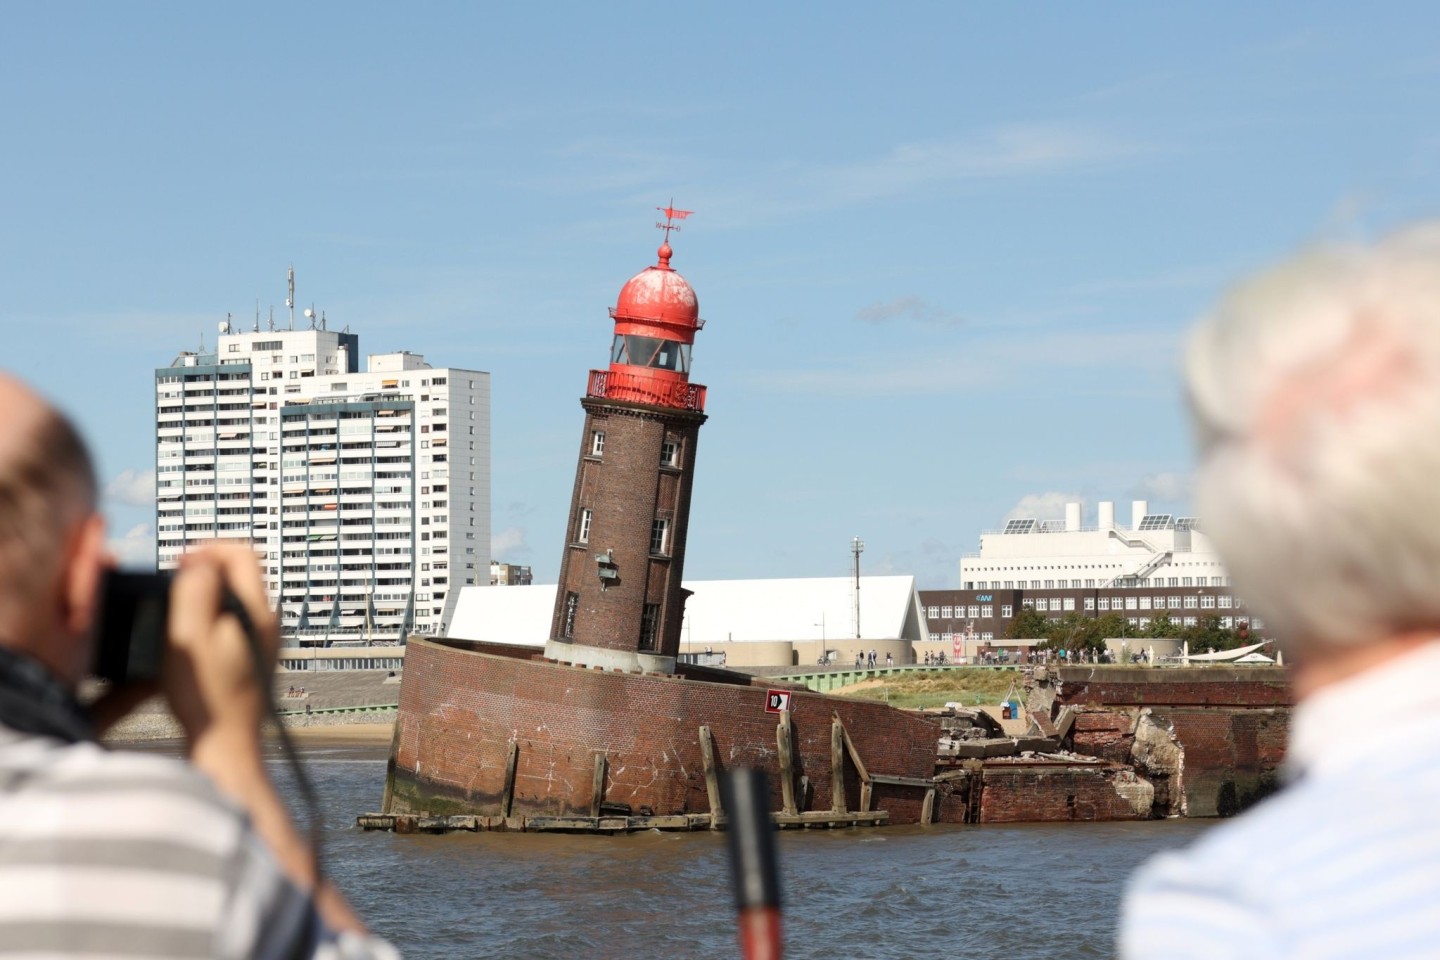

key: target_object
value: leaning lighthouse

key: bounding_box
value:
[545,208,707,674]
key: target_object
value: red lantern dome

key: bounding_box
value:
[610,242,701,336]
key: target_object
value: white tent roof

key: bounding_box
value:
[445,575,926,647]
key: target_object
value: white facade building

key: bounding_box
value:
[155,319,490,642]
[960,499,1228,591]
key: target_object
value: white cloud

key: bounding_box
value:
[855,296,964,327]
[1131,472,1191,503]
[491,526,529,559]
[745,327,1178,398]
[104,468,155,507]
[808,124,1145,209]
[107,523,156,569]
[1004,492,1084,522]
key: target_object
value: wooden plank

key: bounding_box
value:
[921,788,936,825]
[834,713,870,784]
[859,781,873,813]
[698,725,722,829]
[777,710,797,815]
[589,753,608,819]
[830,717,847,814]
[501,741,519,819]
[868,774,937,789]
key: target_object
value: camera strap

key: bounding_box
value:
[0,647,92,744]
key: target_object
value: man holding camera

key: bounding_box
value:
[0,374,395,958]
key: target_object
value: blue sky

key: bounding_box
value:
[4,4,1439,586]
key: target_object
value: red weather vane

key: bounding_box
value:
[656,200,694,242]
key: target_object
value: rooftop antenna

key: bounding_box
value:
[308,303,317,330]
[286,265,295,331]
[269,305,275,332]
[254,299,260,333]
[320,310,327,331]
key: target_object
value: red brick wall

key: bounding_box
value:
[979,766,1148,822]
[387,639,942,822]
[1055,672,1293,709]
[1071,711,1134,763]
[1156,708,1289,817]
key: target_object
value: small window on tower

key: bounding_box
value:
[650,518,669,555]
[578,508,593,544]
[661,441,679,467]
[591,431,605,456]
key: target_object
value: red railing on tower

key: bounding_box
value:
[588,369,707,412]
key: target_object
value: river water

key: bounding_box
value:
[213,736,1212,960]
[118,734,1215,958]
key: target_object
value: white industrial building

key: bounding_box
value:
[445,575,929,667]
[960,499,1228,591]
[154,286,490,642]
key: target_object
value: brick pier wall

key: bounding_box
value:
[386,638,942,823]
[1055,667,1293,817]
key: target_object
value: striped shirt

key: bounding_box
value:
[1119,641,1440,959]
[0,725,398,959]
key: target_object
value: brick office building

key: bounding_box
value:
[919,585,1260,656]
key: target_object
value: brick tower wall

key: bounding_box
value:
[384,638,943,823]
[550,398,705,657]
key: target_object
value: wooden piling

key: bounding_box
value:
[589,753,608,818]
[921,787,936,825]
[699,725,723,829]
[777,710,798,815]
[834,713,872,812]
[830,717,847,813]
[501,741,519,818]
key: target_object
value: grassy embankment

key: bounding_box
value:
[829,669,1021,710]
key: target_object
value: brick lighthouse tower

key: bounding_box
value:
[544,207,708,674]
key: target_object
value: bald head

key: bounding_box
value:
[0,375,99,655]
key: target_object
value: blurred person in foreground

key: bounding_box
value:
[1119,224,1440,958]
[0,374,396,959]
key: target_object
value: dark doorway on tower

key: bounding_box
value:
[640,603,660,651]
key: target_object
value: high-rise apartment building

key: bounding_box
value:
[155,314,490,643]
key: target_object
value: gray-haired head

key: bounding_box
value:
[1187,223,1440,654]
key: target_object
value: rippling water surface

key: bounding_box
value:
[248,738,1211,959]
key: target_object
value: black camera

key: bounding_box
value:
[94,571,171,684]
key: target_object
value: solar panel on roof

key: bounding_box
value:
[1138,514,1174,531]
[1176,517,1200,531]
[1003,518,1037,534]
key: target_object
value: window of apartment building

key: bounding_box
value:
[1034,599,1048,612]
[577,508,593,544]
[1003,581,1014,589]
[1220,616,1233,629]
[1084,579,1096,588]
[1183,596,1198,609]
[1218,596,1233,608]
[1126,597,1138,610]
[1167,577,1179,587]
[963,605,977,618]
[661,441,679,466]
[1044,579,1055,589]
[1182,577,1194,586]
[1001,605,1013,618]
[640,604,660,651]
[650,518,669,555]
[590,431,605,456]
[940,606,953,618]
[1153,596,1166,609]
[1063,598,1075,611]
[1086,598,1097,611]
[1167,597,1182,609]
[1097,597,1109,611]
[1021,598,1035,609]
[1138,597,1151,610]
[980,605,993,618]
[926,606,939,618]
[1183,617,1197,628]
